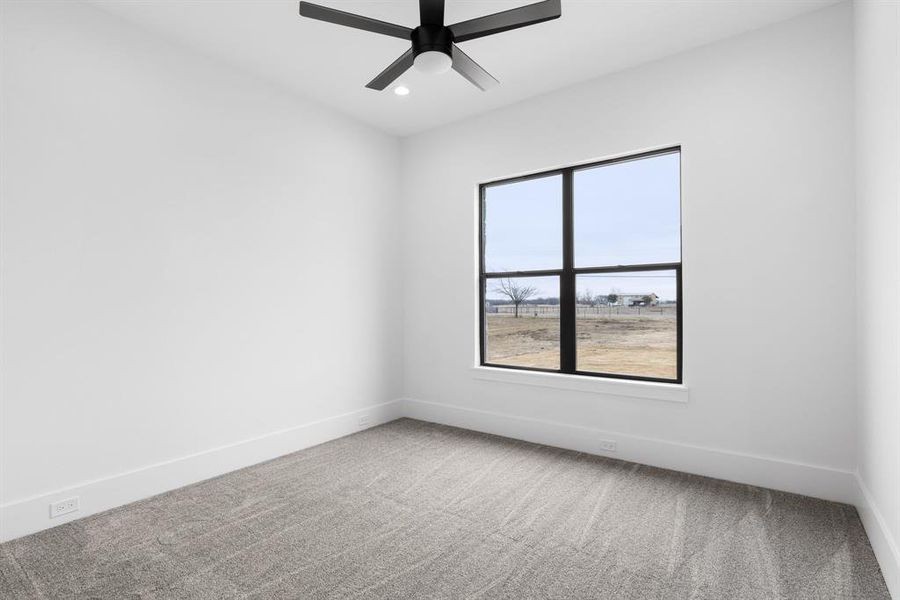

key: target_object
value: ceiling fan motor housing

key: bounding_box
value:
[411,25,453,58]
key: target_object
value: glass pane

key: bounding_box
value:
[485,276,559,370]
[576,270,678,379]
[484,174,562,272]
[574,152,680,267]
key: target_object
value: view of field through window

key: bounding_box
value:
[485,276,560,370]
[482,150,681,380]
[575,271,677,379]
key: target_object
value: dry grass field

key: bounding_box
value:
[485,310,677,379]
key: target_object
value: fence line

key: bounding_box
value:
[489,304,677,318]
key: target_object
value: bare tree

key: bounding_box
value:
[578,288,597,307]
[493,278,537,318]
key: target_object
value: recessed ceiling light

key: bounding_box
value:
[394,85,410,96]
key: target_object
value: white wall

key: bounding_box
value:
[401,4,857,501]
[0,0,402,540]
[855,0,900,595]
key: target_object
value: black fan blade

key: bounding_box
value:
[419,0,444,25]
[451,44,498,91]
[449,0,560,43]
[299,2,412,40]
[366,49,415,90]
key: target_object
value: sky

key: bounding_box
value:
[484,152,680,301]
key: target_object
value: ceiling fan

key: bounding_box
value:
[298,0,561,91]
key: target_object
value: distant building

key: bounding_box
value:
[612,293,659,307]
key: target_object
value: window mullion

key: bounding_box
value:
[560,169,576,373]
[676,264,683,382]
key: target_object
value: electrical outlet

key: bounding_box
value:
[598,440,617,453]
[50,497,79,518]
[357,414,371,429]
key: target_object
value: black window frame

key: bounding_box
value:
[478,146,683,384]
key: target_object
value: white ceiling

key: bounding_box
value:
[90,0,839,136]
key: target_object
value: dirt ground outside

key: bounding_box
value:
[485,311,677,380]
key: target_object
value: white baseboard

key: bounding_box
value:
[0,400,403,543]
[402,398,858,505]
[856,474,900,599]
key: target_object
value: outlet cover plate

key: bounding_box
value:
[50,497,79,518]
[598,440,617,453]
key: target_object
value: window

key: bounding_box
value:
[479,148,682,383]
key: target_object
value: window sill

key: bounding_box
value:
[471,366,689,404]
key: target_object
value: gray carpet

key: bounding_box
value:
[0,418,890,599]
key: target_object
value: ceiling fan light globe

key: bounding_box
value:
[414,51,452,75]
